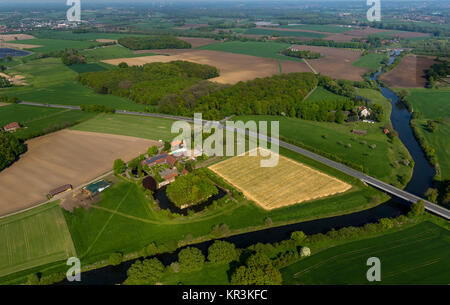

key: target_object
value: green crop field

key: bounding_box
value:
[1,57,147,111]
[279,24,353,33]
[16,39,101,53]
[71,113,177,142]
[244,28,327,38]
[0,202,76,279]
[281,221,450,284]
[235,88,413,187]
[80,46,155,62]
[353,53,388,70]
[33,31,147,41]
[197,41,304,62]
[0,104,96,140]
[406,89,450,179]
[68,63,109,73]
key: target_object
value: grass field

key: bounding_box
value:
[353,53,388,70]
[0,202,76,278]
[280,24,352,33]
[14,39,101,53]
[281,221,450,284]
[0,104,96,140]
[80,45,155,62]
[71,113,177,142]
[68,63,109,73]
[235,89,413,187]
[33,31,147,41]
[1,57,147,111]
[197,41,304,62]
[406,88,450,179]
[210,148,351,210]
[305,86,351,102]
[244,28,327,38]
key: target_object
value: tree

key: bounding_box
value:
[147,145,159,157]
[118,62,129,68]
[300,247,311,257]
[427,120,438,133]
[207,240,239,264]
[124,258,165,285]
[0,132,26,171]
[109,252,123,266]
[408,200,425,218]
[335,110,345,124]
[425,188,439,203]
[230,252,282,285]
[178,247,205,272]
[113,159,126,175]
[291,231,307,244]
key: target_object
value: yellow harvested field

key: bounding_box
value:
[103,49,309,84]
[209,148,351,210]
[95,39,118,43]
[2,43,41,49]
[0,130,159,216]
[0,34,35,41]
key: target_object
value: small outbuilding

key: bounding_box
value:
[83,180,110,197]
[49,184,73,198]
[3,122,20,132]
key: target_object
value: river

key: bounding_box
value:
[62,51,434,285]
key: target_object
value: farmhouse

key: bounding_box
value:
[48,184,73,198]
[3,122,20,132]
[83,180,110,197]
[142,153,177,167]
[158,168,180,188]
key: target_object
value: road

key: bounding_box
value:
[17,101,450,220]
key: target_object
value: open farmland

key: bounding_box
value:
[3,39,100,53]
[244,28,327,39]
[0,130,159,216]
[290,45,368,81]
[380,55,436,88]
[0,202,76,279]
[103,49,309,84]
[326,28,429,42]
[281,221,450,285]
[0,34,35,41]
[210,148,351,210]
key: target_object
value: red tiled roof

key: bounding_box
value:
[3,122,19,130]
[166,155,177,167]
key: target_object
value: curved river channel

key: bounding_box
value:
[62,51,435,285]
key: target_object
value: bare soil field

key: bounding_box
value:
[380,55,436,88]
[0,130,158,216]
[95,39,118,44]
[209,148,351,210]
[2,43,41,49]
[173,24,208,30]
[257,26,334,35]
[326,28,429,42]
[0,102,9,107]
[104,49,310,84]
[0,72,27,86]
[0,34,35,41]
[290,45,367,81]
[178,37,217,48]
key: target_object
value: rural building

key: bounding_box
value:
[142,153,177,168]
[359,106,371,118]
[158,168,179,188]
[171,140,183,150]
[352,129,367,135]
[384,129,391,135]
[3,122,20,132]
[83,180,110,197]
[49,184,73,198]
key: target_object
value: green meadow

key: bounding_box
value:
[235,88,413,187]
[279,24,352,33]
[80,45,155,62]
[0,104,96,140]
[281,221,450,285]
[16,39,101,53]
[305,86,351,102]
[406,88,450,179]
[0,202,76,279]
[353,53,388,70]
[197,41,304,62]
[1,57,147,111]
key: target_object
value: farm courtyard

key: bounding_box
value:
[0,130,158,216]
[209,148,352,210]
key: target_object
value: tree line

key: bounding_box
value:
[280,48,322,59]
[0,132,26,172]
[118,35,192,50]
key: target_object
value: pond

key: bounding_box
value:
[0,48,29,59]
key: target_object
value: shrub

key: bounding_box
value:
[408,200,425,218]
[300,247,311,257]
[113,159,126,175]
[109,252,123,266]
[207,240,239,264]
[125,258,165,285]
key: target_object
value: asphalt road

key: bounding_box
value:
[17,101,450,220]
